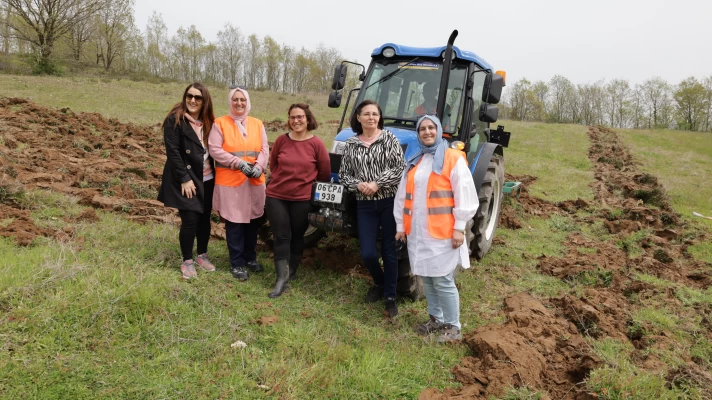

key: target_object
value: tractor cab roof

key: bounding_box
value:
[371,43,492,70]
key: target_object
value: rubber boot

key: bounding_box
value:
[268,259,290,298]
[288,254,302,281]
[283,255,302,292]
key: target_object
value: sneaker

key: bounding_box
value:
[245,260,263,273]
[385,298,398,318]
[437,324,462,343]
[181,260,197,279]
[365,285,383,303]
[195,253,216,272]
[416,315,445,335]
[230,266,249,281]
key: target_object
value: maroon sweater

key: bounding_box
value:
[266,133,331,201]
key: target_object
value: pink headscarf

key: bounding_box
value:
[227,87,251,135]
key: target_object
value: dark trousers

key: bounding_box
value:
[266,196,312,261]
[356,197,398,299]
[225,218,259,269]
[178,179,214,261]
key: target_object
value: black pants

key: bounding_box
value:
[178,179,214,261]
[225,218,260,268]
[266,196,312,261]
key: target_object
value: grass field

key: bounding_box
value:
[1,74,711,399]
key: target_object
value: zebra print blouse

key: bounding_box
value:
[338,129,406,201]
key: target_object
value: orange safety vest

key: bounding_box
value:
[403,148,465,239]
[213,115,266,187]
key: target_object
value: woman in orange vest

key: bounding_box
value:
[158,82,216,279]
[208,86,269,281]
[393,115,477,342]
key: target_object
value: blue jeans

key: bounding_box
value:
[421,271,460,329]
[225,218,259,269]
[356,197,398,299]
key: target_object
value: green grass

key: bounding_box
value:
[0,206,468,398]
[2,76,712,398]
[502,120,593,202]
[617,127,712,228]
[0,74,344,146]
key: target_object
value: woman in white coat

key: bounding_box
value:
[394,115,478,342]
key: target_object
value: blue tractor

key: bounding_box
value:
[307,31,510,297]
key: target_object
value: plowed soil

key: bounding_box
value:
[0,97,364,268]
[2,99,710,398]
[421,126,711,399]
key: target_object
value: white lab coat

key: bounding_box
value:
[393,154,478,277]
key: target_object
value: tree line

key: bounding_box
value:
[2,1,711,132]
[500,75,712,132]
[0,0,346,93]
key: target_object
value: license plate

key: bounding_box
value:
[314,182,343,203]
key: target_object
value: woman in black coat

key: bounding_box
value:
[158,82,216,279]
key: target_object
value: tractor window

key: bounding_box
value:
[471,70,488,135]
[359,59,467,134]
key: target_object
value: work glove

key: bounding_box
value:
[237,160,254,176]
[248,165,263,178]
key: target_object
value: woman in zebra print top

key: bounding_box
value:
[339,100,405,318]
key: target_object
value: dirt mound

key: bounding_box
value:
[0,97,287,246]
[425,125,710,399]
[421,293,601,399]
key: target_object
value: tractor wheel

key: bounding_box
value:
[470,154,504,260]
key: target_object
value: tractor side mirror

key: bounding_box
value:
[479,103,499,123]
[328,91,342,108]
[331,64,347,91]
[482,73,504,104]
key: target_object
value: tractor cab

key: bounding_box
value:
[327,41,509,180]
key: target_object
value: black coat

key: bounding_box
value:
[157,114,214,213]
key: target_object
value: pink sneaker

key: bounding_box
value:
[196,253,216,272]
[181,260,198,279]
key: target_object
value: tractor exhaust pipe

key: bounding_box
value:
[436,30,458,121]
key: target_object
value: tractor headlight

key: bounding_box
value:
[331,140,347,155]
[450,141,465,151]
[382,47,395,58]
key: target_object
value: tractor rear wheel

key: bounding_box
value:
[470,154,504,260]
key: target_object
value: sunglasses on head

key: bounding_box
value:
[186,94,204,102]
[229,84,248,90]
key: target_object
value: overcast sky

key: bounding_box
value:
[135,0,711,85]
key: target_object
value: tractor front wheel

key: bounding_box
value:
[470,154,504,260]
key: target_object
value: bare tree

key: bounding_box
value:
[95,0,134,71]
[244,34,262,89]
[145,11,167,76]
[217,23,243,85]
[3,0,103,71]
[262,35,281,91]
[641,77,670,128]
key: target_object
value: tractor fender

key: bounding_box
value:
[470,142,503,193]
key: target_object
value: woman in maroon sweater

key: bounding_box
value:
[266,103,331,298]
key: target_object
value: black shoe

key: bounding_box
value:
[246,260,263,273]
[230,266,249,281]
[288,254,301,281]
[385,298,398,318]
[365,285,384,303]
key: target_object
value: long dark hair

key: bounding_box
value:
[350,100,384,134]
[164,82,215,144]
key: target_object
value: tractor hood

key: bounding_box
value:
[334,126,420,160]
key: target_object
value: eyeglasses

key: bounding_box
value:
[186,94,204,102]
[229,84,248,90]
[289,115,306,121]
